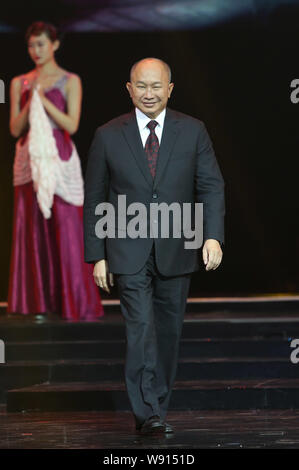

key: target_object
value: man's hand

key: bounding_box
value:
[93,259,114,293]
[202,239,223,271]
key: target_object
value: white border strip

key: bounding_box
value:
[1,295,299,308]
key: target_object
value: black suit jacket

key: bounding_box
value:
[83,107,225,276]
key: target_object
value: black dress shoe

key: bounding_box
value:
[136,415,166,434]
[163,422,174,433]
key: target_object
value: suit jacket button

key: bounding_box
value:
[152,193,158,199]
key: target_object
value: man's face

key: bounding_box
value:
[126,60,174,118]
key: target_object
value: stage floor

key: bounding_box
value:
[1,406,299,449]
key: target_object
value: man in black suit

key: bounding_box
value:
[83,58,225,434]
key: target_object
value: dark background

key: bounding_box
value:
[1,0,299,299]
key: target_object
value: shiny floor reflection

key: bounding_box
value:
[1,407,299,448]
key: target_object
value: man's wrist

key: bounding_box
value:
[94,259,106,265]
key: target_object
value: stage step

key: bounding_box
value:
[3,338,292,360]
[2,315,299,342]
[2,310,299,411]
[1,356,297,385]
[7,378,299,412]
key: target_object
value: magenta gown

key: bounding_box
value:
[7,72,105,321]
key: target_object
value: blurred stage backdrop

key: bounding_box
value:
[0,0,299,299]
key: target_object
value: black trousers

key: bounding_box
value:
[114,243,192,426]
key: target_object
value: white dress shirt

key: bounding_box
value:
[135,107,166,147]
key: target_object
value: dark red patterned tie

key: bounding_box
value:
[145,120,159,179]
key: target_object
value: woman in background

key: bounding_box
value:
[7,21,104,320]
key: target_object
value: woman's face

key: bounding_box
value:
[27,32,59,65]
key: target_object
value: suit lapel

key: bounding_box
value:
[121,107,180,189]
[121,110,153,188]
[153,108,180,189]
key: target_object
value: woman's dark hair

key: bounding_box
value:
[25,21,59,43]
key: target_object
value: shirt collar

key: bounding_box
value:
[135,107,166,131]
